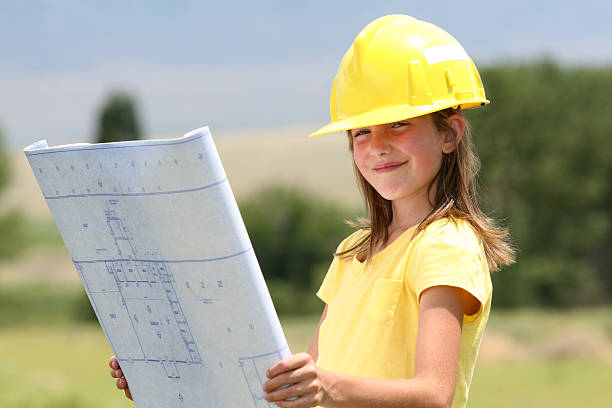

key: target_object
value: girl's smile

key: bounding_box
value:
[373,161,408,173]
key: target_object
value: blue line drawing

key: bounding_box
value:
[45,178,228,200]
[239,348,291,408]
[73,247,253,265]
[78,208,203,379]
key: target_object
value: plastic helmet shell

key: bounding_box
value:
[310,15,488,137]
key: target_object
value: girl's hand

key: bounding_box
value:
[263,352,327,407]
[109,355,133,401]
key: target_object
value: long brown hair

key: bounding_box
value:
[336,108,515,271]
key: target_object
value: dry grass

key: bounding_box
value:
[478,332,528,363]
[1,148,53,219]
[215,126,361,209]
[535,326,612,361]
[480,308,612,364]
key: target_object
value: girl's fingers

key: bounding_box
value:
[110,356,133,401]
[116,377,128,390]
[117,378,133,400]
[265,381,314,403]
[264,369,322,404]
[262,371,292,393]
[267,353,311,378]
[110,368,124,378]
[263,363,314,394]
[109,356,118,369]
[273,393,318,408]
[263,353,320,404]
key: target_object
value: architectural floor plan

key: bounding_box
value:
[25,127,290,407]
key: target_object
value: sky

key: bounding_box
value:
[1,0,611,149]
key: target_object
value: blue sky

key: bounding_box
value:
[1,1,611,148]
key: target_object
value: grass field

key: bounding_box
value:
[469,359,612,407]
[1,308,611,407]
[1,252,611,407]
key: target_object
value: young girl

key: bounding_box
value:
[110,14,514,408]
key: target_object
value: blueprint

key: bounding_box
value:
[24,127,291,407]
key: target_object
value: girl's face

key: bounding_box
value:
[350,114,457,204]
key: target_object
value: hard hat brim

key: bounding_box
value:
[309,99,489,138]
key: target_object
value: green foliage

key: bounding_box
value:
[239,185,354,314]
[466,60,612,307]
[0,124,9,192]
[266,280,324,316]
[0,124,27,260]
[0,210,28,259]
[22,219,65,249]
[0,284,96,326]
[95,91,142,143]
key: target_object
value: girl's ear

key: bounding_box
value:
[441,114,466,154]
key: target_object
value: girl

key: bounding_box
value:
[110,14,514,408]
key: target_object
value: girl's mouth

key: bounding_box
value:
[373,161,407,173]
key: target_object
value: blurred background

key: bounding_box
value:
[1,1,611,407]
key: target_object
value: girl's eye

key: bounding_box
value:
[391,121,410,128]
[352,129,370,138]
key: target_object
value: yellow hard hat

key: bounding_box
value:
[310,15,489,137]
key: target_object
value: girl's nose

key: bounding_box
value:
[369,128,392,155]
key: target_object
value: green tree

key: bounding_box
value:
[466,60,612,307]
[0,125,9,192]
[239,186,354,314]
[0,124,26,260]
[95,91,142,143]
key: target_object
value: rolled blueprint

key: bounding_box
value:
[24,127,290,408]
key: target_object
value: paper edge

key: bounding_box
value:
[23,126,211,155]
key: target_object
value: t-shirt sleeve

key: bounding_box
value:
[411,220,491,323]
[316,254,341,305]
[316,233,360,305]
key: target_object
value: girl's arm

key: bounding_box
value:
[307,305,328,361]
[263,285,478,408]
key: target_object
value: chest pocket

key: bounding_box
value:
[366,279,403,324]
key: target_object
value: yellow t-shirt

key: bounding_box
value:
[316,218,491,408]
